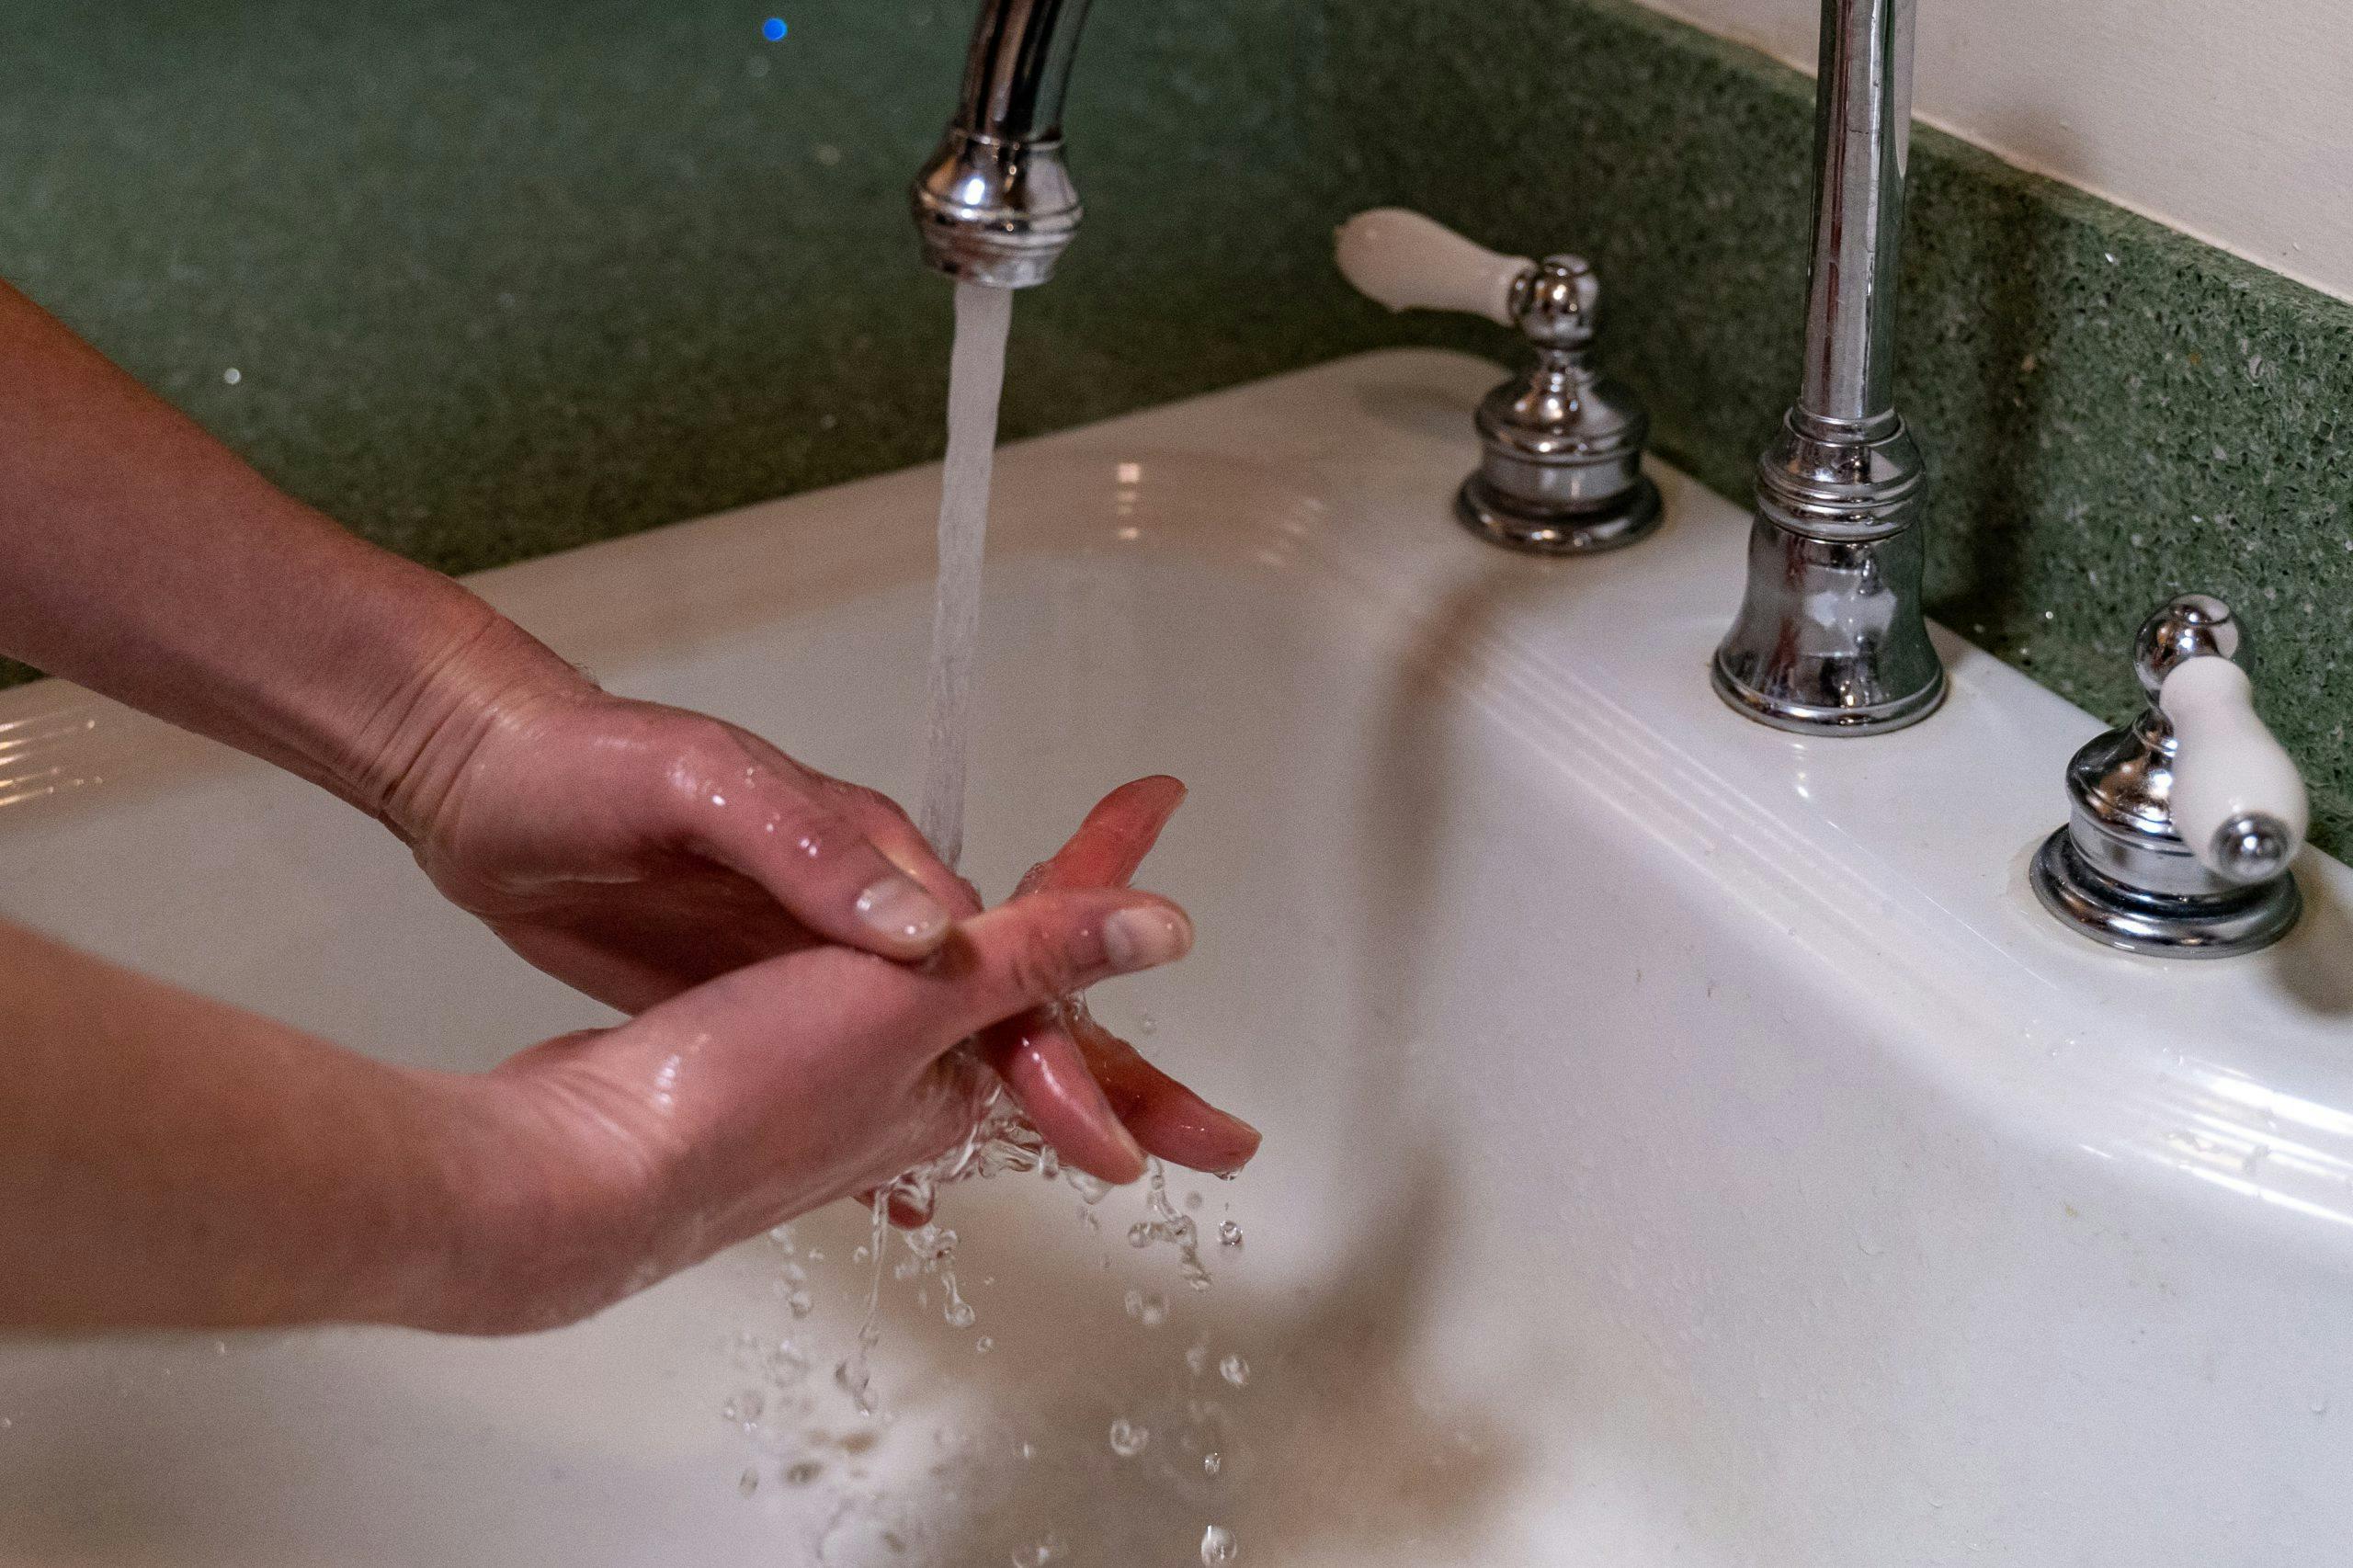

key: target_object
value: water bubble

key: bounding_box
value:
[1200,1524,1238,1563]
[1108,1418,1151,1457]
[1010,1533,1067,1567]
[1218,1220,1244,1248]
[1219,1354,1250,1388]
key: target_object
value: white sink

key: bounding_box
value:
[1,349,2348,1565]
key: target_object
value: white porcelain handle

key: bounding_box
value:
[2160,655,2308,881]
[1335,208,1531,328]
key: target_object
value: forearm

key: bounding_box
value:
[0,280,579,817]
[0,916,549,1332]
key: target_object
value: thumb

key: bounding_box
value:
[906,888,1195,1050]
[662,754,959,962]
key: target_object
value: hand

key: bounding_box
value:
[459,876,1197,1332]
[966,777,1261,1187]
[379,639,971,1015]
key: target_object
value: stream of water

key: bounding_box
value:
[800,279,1243,1563]
[915,280,1017,870]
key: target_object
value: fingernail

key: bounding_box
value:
[855,872,951,948]
[1102,904,1192,972]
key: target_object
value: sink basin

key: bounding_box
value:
[1,349,2348,1565]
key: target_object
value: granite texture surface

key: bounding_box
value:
[6,0,2351,852]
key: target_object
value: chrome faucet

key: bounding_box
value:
[911,0,1097,289]
[1711,0,1944,734]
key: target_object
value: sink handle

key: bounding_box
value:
[1335,209,1535,328]
[2031,592,2305,956]
[2161,655,2308,883]
[1333,209,1654,556]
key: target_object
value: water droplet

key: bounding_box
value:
[975,1335,995,1355]
[1185,1190,1203,1210]
[1108,1417,1150,1457]
[1219,1354,1250,1388]
[1200,1524,1238,1563]
[222,367,241,385]
[1186,1342,1211,1378]
[1010,1533,1066,1567]
[1202,1450,1222,1476]
[1218,1220,1244,1248]
[787,1290,813,1319]
[784,1460,825,1485]
[722,1390,765,1425]
[2312,1392,2331,1415]
[739,1467,759,1496]
[1124,1289,1169,1327]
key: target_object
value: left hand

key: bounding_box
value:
[379,642,971,1015]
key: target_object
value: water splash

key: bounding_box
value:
[1128,1163,1213,1290]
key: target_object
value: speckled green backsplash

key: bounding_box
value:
[6,0,2351,850]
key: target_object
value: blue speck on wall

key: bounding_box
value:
[761,17,788,40]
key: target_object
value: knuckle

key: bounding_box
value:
[999,921,1084,1003]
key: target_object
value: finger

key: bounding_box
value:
[820,778,983,918]
[663,734,957,962]
[978,1007,1148,1185]
[1014,776,1188,896]
[914,888,1194,1047]
[1067,1002,1261,1175]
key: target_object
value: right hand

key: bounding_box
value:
[445,875,1195,1333]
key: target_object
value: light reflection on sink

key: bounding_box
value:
[0,350,2348,1564]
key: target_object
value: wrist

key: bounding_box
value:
[338,605,596,844]
[399,1057,676,1335]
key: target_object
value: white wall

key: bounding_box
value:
[1635,0,2353,303]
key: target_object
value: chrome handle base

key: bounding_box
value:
[2030,827,2301,960]
[1455,256,1661,556]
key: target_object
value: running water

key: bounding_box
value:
[916,281,1017,869]
[801,279,1250,1561]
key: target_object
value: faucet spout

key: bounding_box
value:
[911,0,1098,290]
[1711,0,1945,735]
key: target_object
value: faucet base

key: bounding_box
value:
[1456,472,1661,556]
[2030,827,2301,959]
[1710,513,1945,734]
